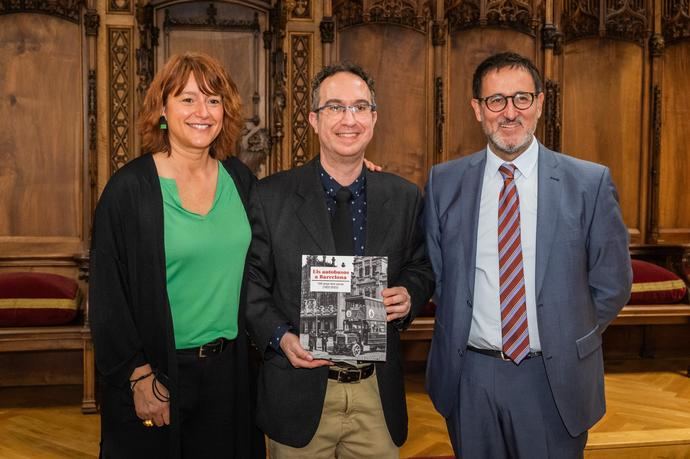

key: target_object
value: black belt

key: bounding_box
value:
[177,338,230,358]
[328,364,375,383]
[467,345,542,361]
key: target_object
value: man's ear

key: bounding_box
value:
[308,111,319,134]
[470,99,482,123]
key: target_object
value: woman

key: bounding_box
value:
[90,52,264,458]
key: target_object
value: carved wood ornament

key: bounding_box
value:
[334,0,433,32]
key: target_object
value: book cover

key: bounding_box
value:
[299,255,388,362]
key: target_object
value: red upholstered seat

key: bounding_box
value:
[0,272,81,326]
[629,259,687,305]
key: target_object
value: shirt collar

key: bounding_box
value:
[485,136,538,179]
[318,160,366,200]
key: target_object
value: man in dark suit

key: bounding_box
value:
[424,52,632,458]
[246,62,434,458]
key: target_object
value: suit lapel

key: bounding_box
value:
[463,153,486,299]
[535,145,561,299]
[364,170,393,255]
[296,159,335,254]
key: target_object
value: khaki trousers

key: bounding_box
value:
[269,372,399,459]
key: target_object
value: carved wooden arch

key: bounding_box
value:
[333,0,434,33]
[561,0,651,45]
[662,0,690,45]
[444,0,541,36]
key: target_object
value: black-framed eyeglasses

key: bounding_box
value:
[314,102,377,117]
[476,92,539,112]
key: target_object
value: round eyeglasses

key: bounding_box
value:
[314,102,377,118]
[476,92,538,112]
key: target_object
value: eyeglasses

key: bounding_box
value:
[476,92,538,112]
[314,102,377,118]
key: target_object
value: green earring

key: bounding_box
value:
[159,115,168,130]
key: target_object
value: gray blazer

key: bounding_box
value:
[424,143,632,436]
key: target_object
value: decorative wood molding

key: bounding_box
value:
[108,0,130,14]
[270,0,289,170]
[432,19,446,46]
[445,0,480,32]
[544,79,561,152]
[605,0,647,44]
[291,34,311,168]
[649,32,665,55]
[563,0,649,44]
[434,77,445,164]
[84,9,99,36]
[562,0,599,42]
[0,0,84,23]
[647,85,661,243]
[135,4,156,106]
[292,0,311,19]
[320,16,335,43]
[334,0,433,33]
[164,4,260,32]
[87,69,97,220]
[108,27,133,174]
[542,23,563,54]
[663,0,690,45]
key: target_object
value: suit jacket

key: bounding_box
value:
[245,157,435,447]
[424,143,632,436]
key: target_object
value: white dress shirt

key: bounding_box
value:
[468,137,541,351]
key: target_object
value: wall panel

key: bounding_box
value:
[339,24,429,187]
[658,43,690,241]
[562,39,644,239]
[0,15,83,252]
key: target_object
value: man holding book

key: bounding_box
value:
[245,62,434,458]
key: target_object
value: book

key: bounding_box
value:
[299,254,388,362]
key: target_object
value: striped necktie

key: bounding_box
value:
[498,164,530,364]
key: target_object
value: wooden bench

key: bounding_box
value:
[402,244,690,368]
[0,255,96,414]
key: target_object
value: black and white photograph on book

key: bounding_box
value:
[299,254,388,361]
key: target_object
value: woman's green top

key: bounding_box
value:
[160,164,250,349]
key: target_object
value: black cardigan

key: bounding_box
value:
[89,154,262,458]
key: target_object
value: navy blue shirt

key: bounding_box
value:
[269,162,368,353]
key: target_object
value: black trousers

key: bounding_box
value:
[100,339,260,459]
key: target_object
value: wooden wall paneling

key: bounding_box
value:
[561,40,646,242]
[154,2,271,175]
[289,32,314,168]
[658,43,690,242]
[0,14,85,256]
[108,26,134,173]
[338,24,432,187]
[446,28,536,160]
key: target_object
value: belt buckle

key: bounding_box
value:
[198,339,224,358]
[499,350,511,362]
[338,368,362,383]
[198,344,209,358]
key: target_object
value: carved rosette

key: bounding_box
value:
[605,0,647,44]
[0,0,85,23]
[649,33,665,55]
[334,0,431,32]
[485,0,538,35]
[432,19,447,45]
[542,23,563,54]
[562,0,599,42]
[292,0,310,18]
[84,9,99,36]
[108,0,130,14]
[109,28,132,173]
[663,0,690,45]
[544,80,561,152]
[445,0,481,32]
[291,35,311,168]
[320,16,335,43]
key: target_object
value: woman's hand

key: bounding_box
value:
[130,364,170,427]
[363,158,382,172]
